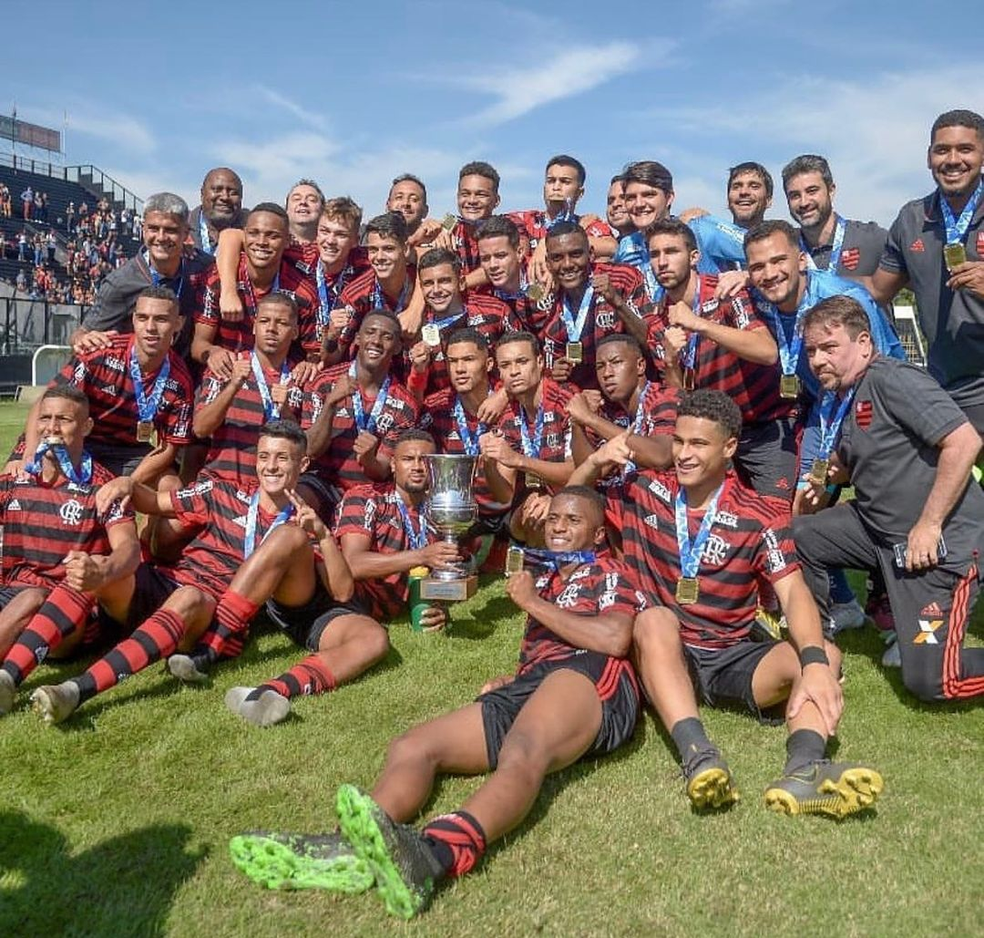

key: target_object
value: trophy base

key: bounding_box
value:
[419,574,478,602]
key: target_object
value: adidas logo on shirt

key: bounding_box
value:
[232,515,248,528]
[7,499,21,511]
[644,513,660,529]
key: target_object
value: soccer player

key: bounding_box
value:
[230,486,644,919]
[386,174,429,238]
[28,422,320,724]
[541,222,654,389]
[573,390,883,817]
[479,333,573,546]
[73,192,210,358]
[606,174,632,236]
[194,292,305,482]
[285,179,325,246]
[193,203,320,369]
[10,286,194,484]
[782,155,887,277]
[323,212,417,364]
[188,167,246,256]
[476,215,552,337]
[406,248,507,399]
[299,310,419,520]
[867,109,984,438]
[0,387,139,714]
[793,296,984,701]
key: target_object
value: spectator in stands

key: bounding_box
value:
[65,200,75,232]
[39,192,49,223]
[20,186,33,220]
[133,213,142,241]
[15,269,27,293]
[189,167,246,256]
[0,182,11,217]
[17,230,28,263]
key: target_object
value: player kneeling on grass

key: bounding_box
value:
[229,485,645,918]
[28,421,338,724]
[571,389,883,818]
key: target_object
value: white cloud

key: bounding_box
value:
[26,104,155,154]
[253,86,327,131]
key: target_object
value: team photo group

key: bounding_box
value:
[1,106,983,920]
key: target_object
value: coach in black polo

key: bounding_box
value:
[869,109,984,433]
[793,296,984,703]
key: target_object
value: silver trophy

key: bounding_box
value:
[420,453,479,600]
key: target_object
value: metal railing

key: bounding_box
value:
[0,293,84,354]
[0,153,143,214]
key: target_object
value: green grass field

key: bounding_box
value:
[1,401,982,938]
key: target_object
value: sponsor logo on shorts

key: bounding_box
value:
[920,601,944,617]
[915,618,944,644]
[910,238,925,253]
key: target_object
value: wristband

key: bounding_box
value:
[799,645,829,670]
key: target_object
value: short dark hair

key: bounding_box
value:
[257,291,298,321]
[248,202,290,226]
[365,211,408,245]
[623,160,674,194]
[801,295,872,340]
[136,284,179,309]
[546,154,586,187]
[728,161,774,199]
[678,389,742,440]
[496,331,540,357]
[360,308,402,332]
[459,161,500,193]
[596,332,644,357]
[781,155,833,191]
[395,428,436,449]
[743,219,799,252]
[646,217,697,253]
[258,419,306,452]
[930,109,984,143]
[418,247,461,274]
[41,385,88,412]
[544,220,588,246]
[477,215,520,248]
[389,173,428,204]
[553,484,606,526]
[609,174,625,188]
[446,327,489,352]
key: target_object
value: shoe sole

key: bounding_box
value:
[336,784,428,920]
[224,687,290,727]
[167,655,209,684]
[30,686,77,724]
[228,834,373,893]
[764,767,885,818]
[687,766,740,809]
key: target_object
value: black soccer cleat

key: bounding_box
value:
[683,747,740,810]
[764,760,884,818]
[335,784,445,919]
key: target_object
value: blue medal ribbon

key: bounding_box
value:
[759,298,807,379]
[428,308,467,336]
[395,495,428,549]
[25,442,93,486]
[452,395,488,456]
[522,547,596,571]
[681,278,703,370]
[801,214,846,272]
[816,388,856,459]
[251,354,291,420]
[143,250,184,298]
[614,231,663,301]
[674,482,724,580]
[371,276,412,313]
[517,398,545,459]
[316,260,354,330]
[348,361,391,434]
[560,284,594,343]
[940,177,983,245]
[243,491,293,560]
[199,212,214,256]
[129,344,171,426]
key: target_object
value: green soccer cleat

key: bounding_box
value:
[683,748,740,810]
[764,761,884,818]
[30,681,80,724]
[335,784,445,920]
[229,830,373,893]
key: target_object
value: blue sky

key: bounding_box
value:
[3,0,979,228]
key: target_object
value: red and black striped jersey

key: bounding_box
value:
[163,474,291,600]
[335,482,432,621]
[617,469,799,648]
[301,363,419,491]
[519,554,645,673]
[542,262,655,390]
[0,462,132,588]
[406,293,507,397]
[509,209,615,253]
[496,287,554,339]
[419,388,509,517]
[647,275,786,425]
[54,335,194,449]
[450,221,483,273]
[334,266,417,363]
[196,253,319,358]
[498,378,573,498]
[195,355,305,482]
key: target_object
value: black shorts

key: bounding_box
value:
[477,652,640,769]
[735,417,799,503]
[682,640,783,724]
[296,472,343,523]
[266,582,370,651]
[86,440,150,477]
[125,563,183,629]
[0,584,29,610]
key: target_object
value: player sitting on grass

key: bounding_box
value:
[229,486,645,918]
[571,389,884,818]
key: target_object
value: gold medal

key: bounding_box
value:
[944,242,967,271]
[441,213,458,231]
[136,420,154,443]
[565,341,583,363]
[676,577,699,605]
[505,545,524,577]
[779,374,801,399]
[524,472,544,489]
[526,282,545,304]
[421,323,442,347]
[809,457,829,485]
[682,368,696,391]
